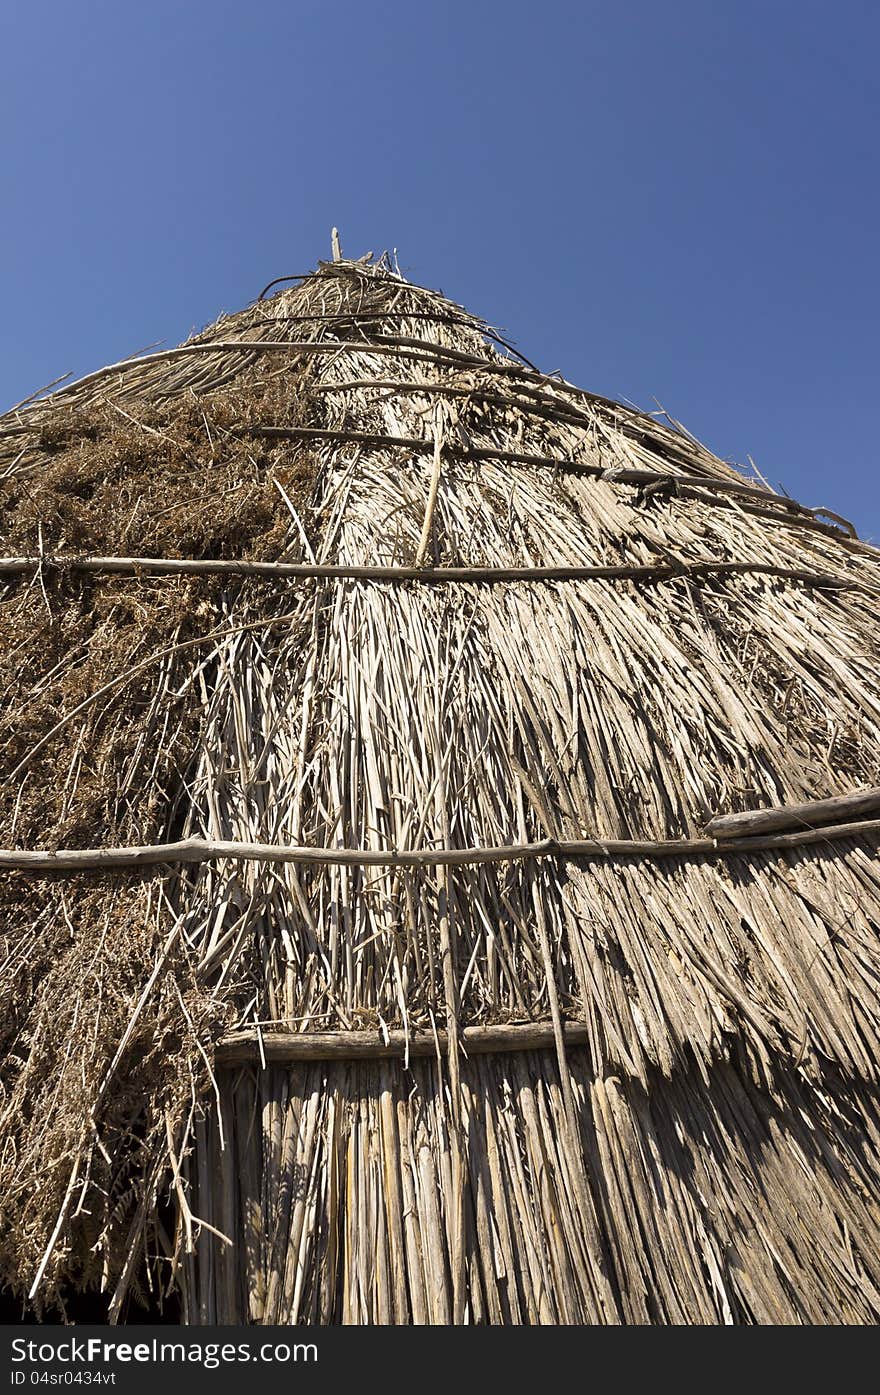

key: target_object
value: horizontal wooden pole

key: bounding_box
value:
[705,786,880,840]
[251,424,859,541]
[249,426,844,530]
[0,337,872,551]
[0,554,872,594]
[1,819,879,875]
[216,1020,589,1065]
[603,466,800,509]
[248,423,431,451]
[602,467,858,538]
[0,835,708,872]
[0,335,531,426]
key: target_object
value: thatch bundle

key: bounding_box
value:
[2,253,880,1324]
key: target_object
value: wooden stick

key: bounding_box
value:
[603,467,798,508]
[602,467,859,537]
[2,818,880,874]
[0,340,469,428]
[251,423,857,540]
[250,424,849,532]
[0,332,873,552]
[247,307,532,362]
[251,424,429,452]
[0,554,873,593]
[413,417,444,567]
[215,1021,590,1065]
[0,328,872,546]
[0,336,517,423]
[706,786,880,840]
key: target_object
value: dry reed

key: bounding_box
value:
[2,254,880,1323]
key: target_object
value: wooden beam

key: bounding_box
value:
[215,1020,589,1065]
[705,786,880,840]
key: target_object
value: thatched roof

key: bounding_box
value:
[2,253,880,1323]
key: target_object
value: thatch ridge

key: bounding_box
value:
[2,253,880,1322]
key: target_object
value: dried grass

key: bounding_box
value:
[2,255,880,1322]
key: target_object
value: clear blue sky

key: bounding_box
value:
[2,1,878,539]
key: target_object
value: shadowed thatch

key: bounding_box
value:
[2,253,880,1323]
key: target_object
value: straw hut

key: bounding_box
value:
[2,249,880,1325]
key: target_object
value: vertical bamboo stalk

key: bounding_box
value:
[379,1065,410,1321]
[216,1081,238,1321]
[432,707,467,1322]
[195,1116,215,1324]
[396,1086,429,1324]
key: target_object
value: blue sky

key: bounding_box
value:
[2,0,878,539]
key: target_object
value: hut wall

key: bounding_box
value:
[185,1054,880,1324]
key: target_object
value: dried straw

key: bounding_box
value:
[2,254,880,1323]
